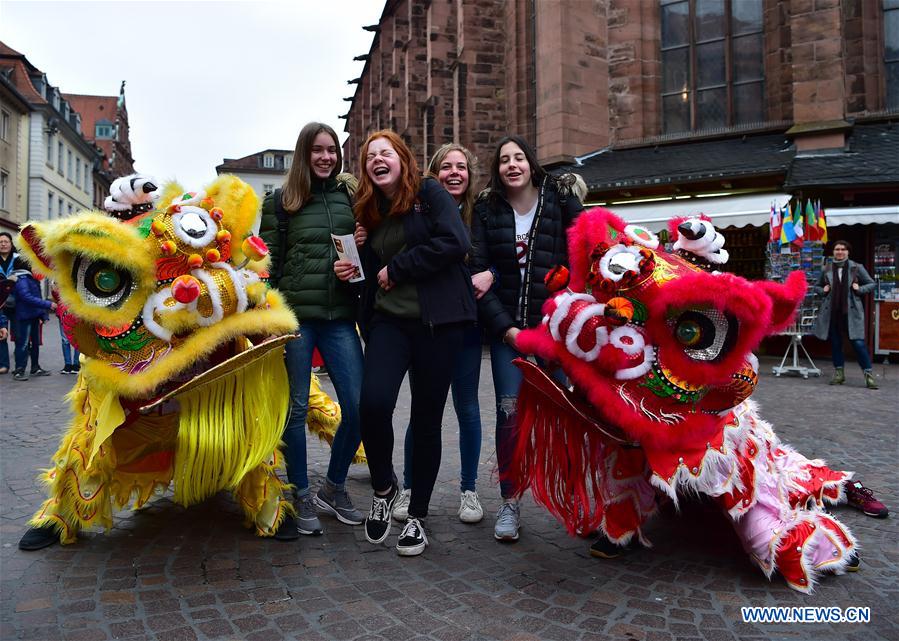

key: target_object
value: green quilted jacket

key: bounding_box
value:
[259,176,358,321]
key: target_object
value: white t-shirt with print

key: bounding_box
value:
[514,201,537,320]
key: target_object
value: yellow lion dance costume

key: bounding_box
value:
[17,174,344,549]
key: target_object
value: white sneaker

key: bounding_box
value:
[392,488,411,522]
[458,490,484,523]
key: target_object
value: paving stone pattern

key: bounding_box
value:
[1,320,897,640]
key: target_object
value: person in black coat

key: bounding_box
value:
[469,135,583,542]
[335,130,476,557]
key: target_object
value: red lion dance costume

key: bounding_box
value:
[509,208,857,593]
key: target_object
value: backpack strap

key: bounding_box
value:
[273,188,289,282]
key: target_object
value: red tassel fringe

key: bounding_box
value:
[507,383,608,536]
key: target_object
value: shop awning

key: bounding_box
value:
[826,205,899,227]
[589,192,792,231]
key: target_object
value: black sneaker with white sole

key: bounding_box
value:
[364,486,398,544]
[396,517,428,556]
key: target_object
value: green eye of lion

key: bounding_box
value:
[94,269,121,293]
[676,320,702,346]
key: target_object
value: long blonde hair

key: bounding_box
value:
[427,143,478,228]
[281,122,342,212]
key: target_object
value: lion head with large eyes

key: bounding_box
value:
[17,174,297,400]
[515,208,806,455]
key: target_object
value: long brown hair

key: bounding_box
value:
[427,143,478,228]
[281,122,342,212]
[354,130,421,230]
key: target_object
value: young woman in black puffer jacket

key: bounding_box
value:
[469,135,584,543]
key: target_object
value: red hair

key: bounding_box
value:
[354,130,421,231]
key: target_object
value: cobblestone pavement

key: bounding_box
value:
[1,320,897,641]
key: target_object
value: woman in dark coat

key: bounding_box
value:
[469,135,583,542]
[812,239,877,389]
[336,129,475,557]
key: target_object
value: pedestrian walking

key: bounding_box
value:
[813,240,878,389]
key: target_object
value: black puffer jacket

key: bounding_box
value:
[470,176,583,339]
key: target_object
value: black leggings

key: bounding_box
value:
[360,314,464,518]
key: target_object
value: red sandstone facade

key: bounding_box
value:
[343,0,897,181]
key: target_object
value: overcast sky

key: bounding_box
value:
[0,0,384,189]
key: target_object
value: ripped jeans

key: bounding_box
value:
[490,339,567,499]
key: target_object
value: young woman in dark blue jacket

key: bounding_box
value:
[335,130,476,556]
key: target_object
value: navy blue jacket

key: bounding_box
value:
[11,271,52,321]
[359,178,476,335]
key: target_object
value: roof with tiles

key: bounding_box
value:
[785,121,899,188]
[216,149,293,174]
[63,93,118,142]
[0,42,45,104]
[562,131,795,192]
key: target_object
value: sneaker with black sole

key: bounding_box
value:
[19,525,60,551]
[391,488,411,522]
[314,481,364,525]
[364,486,398,544]
[845,480,889,518]
[589,535,640,559]
[12,369,28,381]
[30,368,51,377]
[396,517,428,556]
[294,493,323,535]
[273,513,300,541]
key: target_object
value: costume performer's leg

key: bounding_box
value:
[233,448,294,536]
[721,415,856,593]
[27,380,119,544]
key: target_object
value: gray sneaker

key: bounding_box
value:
[314,481,363,525]
[494,500,520,542]
[294,492,323,536]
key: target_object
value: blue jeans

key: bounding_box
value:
[282,319,364,492]
[403,324,482,492]
[829,315,872,371]
[13,317,41,372]
[61,324,79,366]
[490,339,566,499]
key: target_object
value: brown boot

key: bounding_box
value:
[864,370,879,390]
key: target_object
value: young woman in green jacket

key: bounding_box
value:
[259,122,365,539]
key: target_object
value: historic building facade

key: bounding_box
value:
[0,42,100,226]
[216,149,293,199]
[65,83,136,209]
[342,0,898,196]
[0,66,31,233]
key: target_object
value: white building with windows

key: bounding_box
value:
[215,149,293,200]
[0,42,99,224]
